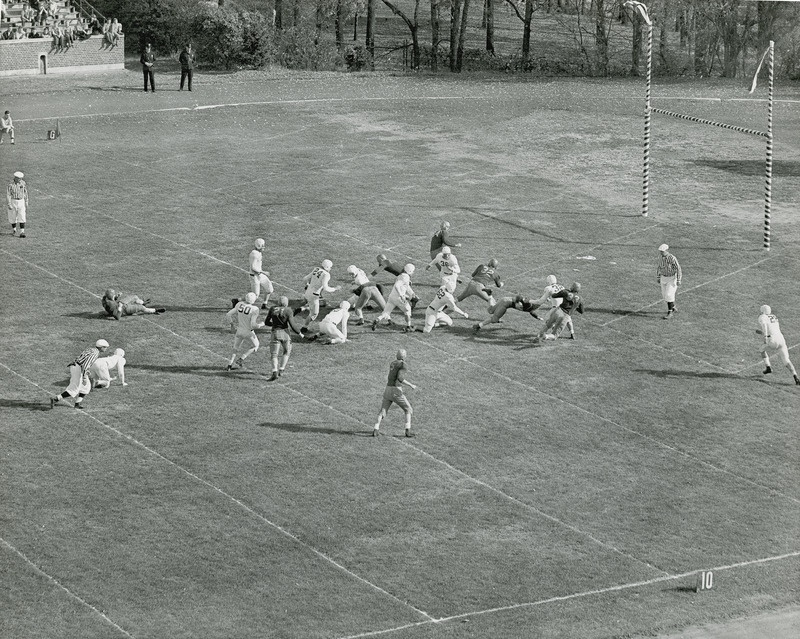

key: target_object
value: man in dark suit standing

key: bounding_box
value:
[140,43,155,93]
[179,43,195,91]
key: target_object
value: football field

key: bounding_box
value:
[1,68,799,638]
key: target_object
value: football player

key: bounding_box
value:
[758,305,800,385]
[224,292,262,370]
[372,264,416,332]
[473,294,540,331]
[302,259,339,327]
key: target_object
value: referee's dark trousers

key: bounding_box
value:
[180,68,193,91]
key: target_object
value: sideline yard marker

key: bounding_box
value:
[695,570,714,592]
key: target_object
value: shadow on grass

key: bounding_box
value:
[587,307,657,317]
[132,364,261,378]
[634,369,774,386]
[64,311,114,321]
[0,398,52,411]
[692,159,800,178]
[260,422,358,436]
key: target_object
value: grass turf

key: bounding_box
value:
[1,69,799,638]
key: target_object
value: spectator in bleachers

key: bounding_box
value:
[28,27,42,37]
[0,28,13,41]
[37,1,49,25]
[101,17,110,41]
[88,12,100,34]
[64,20,74,46]
[22,3,36,26]
[108,17,121,47]
[74,19,89,40]
[14,25,26,39]
[51,20,63,48]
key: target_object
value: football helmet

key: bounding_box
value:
[245,292,257,304]
[254,238,265,250]
[322,259,333,271]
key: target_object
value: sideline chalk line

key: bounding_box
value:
[0,360,434,622]
[0,535,133,638]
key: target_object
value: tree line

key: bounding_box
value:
[90,0,800,77]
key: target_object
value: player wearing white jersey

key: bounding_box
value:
[346,264,387,324]
[303,259,339,326]
[90,348,127,388]
[421,285,468,333]
[426,246,460,293]
[532,275,574,338]
[249,238,274,308]
[318,300,351,344]
[757,305,800,385]
[224,292,262,370]
[372,264,416,332]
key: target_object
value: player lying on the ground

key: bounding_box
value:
[457,258,503,306]
[90,348,127,388]
[346,264,386,325]
[533,283,584,343]
[473,294,541,331]
[419,285,468,334]
[102,289,165,319]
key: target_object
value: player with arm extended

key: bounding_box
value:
[429,221,461,260]
[101,289,165,319]
[457,258,503,306]
[318,300,351,344]
[224,292,262,370]
[346,264,386,325]
[371,253,419,309]
[534,283,584,343]
[531,275,575,338]
[426,245,460,293]
[757,305,800,385]
[302,259,339,327]
[249,238,274,309]
[90,348,127,388]
[372,349,417,438]
[420,285,469,333]
[372,264,416,332]
[473,294,540,331]
[264,296,306,381]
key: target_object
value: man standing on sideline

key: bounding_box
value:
[249,238,274,308]
[0,110,14,144]
[264,296,306,381]
[372,349,417,438]
[179,43,195,91]
[224,292,262,370]
[657,243,681,319]
[457,258,503,306]
[757,305,800,386]
[430,221,461,259]
[51,339,109,409]
[7,171,28,237]
[140,43,155,93]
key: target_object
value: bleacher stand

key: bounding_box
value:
[0,1,118,43]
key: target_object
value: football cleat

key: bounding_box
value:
[404,430,415,438]
[75,403,84,409]
[371,320,378,331]
[472,323,481,331]
[372,428,379,437]
[226,364,233,371]
[155,308,166,314]
[50,397,56,409]
[19,232,25,238]
[268,372,278,381]
[763,366,773,374]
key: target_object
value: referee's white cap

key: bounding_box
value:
[13,171,24,178]
[96,339,109,348]
[658,243,669,251]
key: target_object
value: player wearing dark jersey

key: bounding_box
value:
[457,258,503,305]
[473,294,540,330]
[373,349,417,437]
[534,283,584,343]
[429,221,461,259]
[264,296,306,381]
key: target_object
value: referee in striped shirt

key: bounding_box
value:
[656,244,682,319]
[7,171,28,238]
[51,339,109,409]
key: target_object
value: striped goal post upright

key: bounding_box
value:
[625,2,775,250]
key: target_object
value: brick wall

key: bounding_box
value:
[0,35,124,76]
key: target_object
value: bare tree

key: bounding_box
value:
[382,0,422,69]
[455,0,471,71]
[503,0,536,68]
[430,0,440,71]
[367,0,376,67]
[485,0,495,54]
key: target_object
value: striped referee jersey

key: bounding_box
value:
[656,252,682,283]
[72,347,100,375]
[7,179,27,202]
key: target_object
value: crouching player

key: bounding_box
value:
[224,292,262,370]
[90,348,127,388]
[473,294,540,331]
[264,296,306,381]
[318,300,351,344]
[372,349,417,438]
[420,285,469,333]
[534,283,584,343]
[346,264,386,325]
[370,253,419,309]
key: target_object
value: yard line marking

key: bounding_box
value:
[601,255,775,327]
[1,249,103,298]
[0,535,133,638]
[733,342,800,374]
[0,361,435,622]
[16,95,494,125]
[337,550,800,638]
[411,331,800,505]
